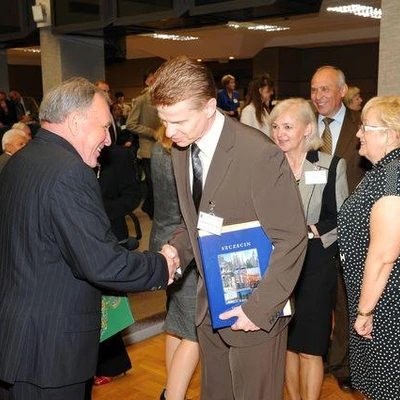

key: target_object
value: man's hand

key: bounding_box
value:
[160,244,180,285]
[219,306,260,332]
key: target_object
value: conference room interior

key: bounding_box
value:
[0,0,391,399]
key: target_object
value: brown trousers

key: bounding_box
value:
[197,315,287,400]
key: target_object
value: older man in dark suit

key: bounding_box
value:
[151,56,307,400]
[310,65,369,391]
[0,77,179,399]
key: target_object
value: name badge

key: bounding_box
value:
[197,211,224,235]
[121,124,127,130]
[233,98,238,104]
[305,170,327,185]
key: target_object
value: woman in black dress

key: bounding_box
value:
[270,98,349,400]
[338,96,400,399]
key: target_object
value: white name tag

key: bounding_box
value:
[197,211,224,235]
[305,170,327,185]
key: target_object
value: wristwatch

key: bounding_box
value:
[307,226,315,239]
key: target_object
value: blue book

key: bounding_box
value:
[198,221,291,329]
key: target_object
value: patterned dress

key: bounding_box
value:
[338,149,400,399]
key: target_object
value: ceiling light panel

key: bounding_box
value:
[139,33,199,41]
[227,21,290,32]
[327,4,382,19]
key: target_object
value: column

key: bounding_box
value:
[378,0,400,95]
[40,28,106,95]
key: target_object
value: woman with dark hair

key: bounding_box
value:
[240,74,274,136]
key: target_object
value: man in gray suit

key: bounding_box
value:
[310,65,368,391]
[151,56,307,400]
[0,77,179,399]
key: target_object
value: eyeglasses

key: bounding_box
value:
[358,123,389,133]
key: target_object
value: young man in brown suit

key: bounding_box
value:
[151,56,307,400]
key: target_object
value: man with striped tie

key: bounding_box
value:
[310,65,368,392]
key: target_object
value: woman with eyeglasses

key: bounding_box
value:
[270,98,349,400]
[338,96,400,400]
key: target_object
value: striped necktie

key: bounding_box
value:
[320,117,334,154]
[191,143,203,212]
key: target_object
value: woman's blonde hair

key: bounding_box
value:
[362,96,400,137]
[344,86,360,108]
[269,98,323,151]
[154,125,173,153]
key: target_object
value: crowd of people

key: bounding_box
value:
[0,57,398,400]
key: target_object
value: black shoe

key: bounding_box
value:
[160,389,166,400]
[336,377,353,392]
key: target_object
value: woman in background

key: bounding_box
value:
[240,74,274,136]
[270,98,348,400]
[344,86,363,111]
[338,96,400,399]
[149,127,199,400]
[217,74,241,119]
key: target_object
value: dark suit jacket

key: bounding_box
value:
[0,99,17,127]
[98,144,141,242]
[169,115,307,347]
[333,107,367,192]
[0,129,167,387]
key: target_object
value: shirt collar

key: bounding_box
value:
[195,110,224,161]
[318,102,346,125]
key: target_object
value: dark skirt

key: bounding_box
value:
[287,239,337,355]
[164,261,198,342]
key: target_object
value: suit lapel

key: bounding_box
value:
[200,117,234,211]
[335,108,358,156]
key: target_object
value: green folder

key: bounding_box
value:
[100,295,135,342]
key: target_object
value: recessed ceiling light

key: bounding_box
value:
[229,56,235,60]
[327,4,382,19]
[139,33,199,41]
[9,47,41,53]
[227,21,290,32]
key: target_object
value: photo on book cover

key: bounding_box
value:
[218,248,262,305]
[198,221,276,329]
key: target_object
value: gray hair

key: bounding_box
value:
[39,77,106,124]
[270,98,322,152]
[2,128,27,151]
[314,65,347,88]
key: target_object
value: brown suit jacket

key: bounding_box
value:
[169,115,307,347]
[334,107,367,193]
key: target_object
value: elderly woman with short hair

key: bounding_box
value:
[338,96,400,400]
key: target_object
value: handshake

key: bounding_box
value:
[159,244,181,285]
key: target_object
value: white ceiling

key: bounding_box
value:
[126,0,382,61]
[7,0,382,65]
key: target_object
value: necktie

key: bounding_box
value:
[191,143,203,212]
[320,117,334,154]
